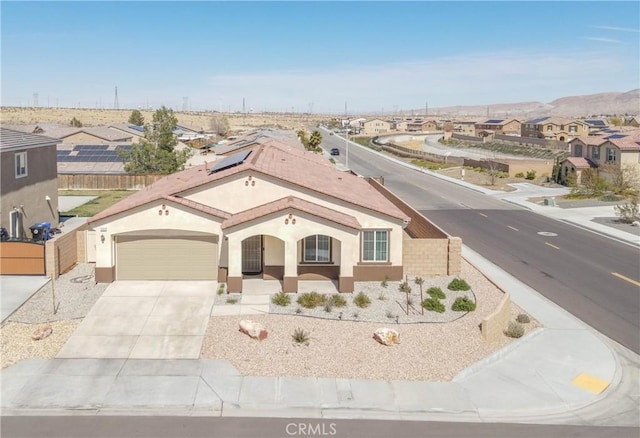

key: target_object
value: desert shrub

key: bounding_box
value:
[496,171,509,179]
[451,296,476,312]
[505,321,525,338]
[422,297,445,313]
[600,193,624,202]
[217,285,225,296]
[323,303,333,313]
[378,292,387,301]
[427,287,446,299]
[516,313,531,323]
[353,292,371,308]
[272,291,291,307]
[328,294,347,308]
[515,172,525,178]
[448,278,471,291]
[614,198,640,223]
[226,297,238,304]
[295,307,302,314]
[292,328,310,345]
[297,291,327,308]
[525,170,536,180]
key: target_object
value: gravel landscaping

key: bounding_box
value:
[201,260,541,381]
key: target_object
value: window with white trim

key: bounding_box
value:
[15,152,27,178]
[606,148,616,162]
[592,147,600,159]
[362,230,388,262]
[303,235,331,262]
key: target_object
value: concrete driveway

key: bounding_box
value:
[57,281,216,360]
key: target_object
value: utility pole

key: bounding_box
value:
[114,86,119,110]
[33,93,39,107]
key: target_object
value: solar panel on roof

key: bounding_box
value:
[209,150,252,175]
[485,119,503,124]
[605,134,627,139]
[527,116,550,124]
[128,125,145,132]
[75,145,109,151]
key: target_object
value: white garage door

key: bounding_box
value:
[116,234,218,280]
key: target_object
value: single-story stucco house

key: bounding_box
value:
[88,134,461,293]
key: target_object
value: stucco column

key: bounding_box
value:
[283,237,298,293]
[339,235,355,292]
[226,235,242,293]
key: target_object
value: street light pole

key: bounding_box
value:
[345,120,349,170]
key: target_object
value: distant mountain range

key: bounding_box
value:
[417,89,639,120]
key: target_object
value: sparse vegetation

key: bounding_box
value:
[451,296,476,312]
[297,291,327,309]
[516,313,531,324]
[70,116,82,127]
[59,190,135,216]
[328,294,347,308]
[448,278,471,291]
[515,172,525,178]
[272,291,291,307]
[295,307,303,314]
[128,109,145,126]
[411,159,455,170]
[378,292,387,301]
[525,170,537,180]
[422,297,445,313]
[353,292,371,308]
[614,198,640,224]
[226,297,238,304]
[505,321,525,338]
[292,328,311,345]
[217,284,225,296]
[427,287,446,299]
[324,303,333,313]
[386,310,395,319]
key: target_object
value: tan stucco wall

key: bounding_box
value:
[91,200,223,269]
[263,235,284,265]
[481,292,511,342]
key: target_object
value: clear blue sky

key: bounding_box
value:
[2,1,639,114]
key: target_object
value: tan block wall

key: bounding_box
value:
[76,229,87,263]
[448,237,462,275]
[402,238,449,276]
[45,225,88,278]
[481,292,511,342]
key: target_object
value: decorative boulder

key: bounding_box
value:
[373,328,400,346]
[239,320,268,340]
[32,326,53,341]
[631,221,640,227]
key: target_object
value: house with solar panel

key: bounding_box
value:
[521,116,589,141]
[561,128,640,186]
[0,128,60,240]
[87,135,462,292]
[474,119,521,137]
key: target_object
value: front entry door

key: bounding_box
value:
[242,235,262,274]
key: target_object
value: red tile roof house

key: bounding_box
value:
[88,137,461,293]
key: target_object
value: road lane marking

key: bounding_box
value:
[545,242,560,250]
[572,373,609,394]
[612,272,640,287]
[507,226,519,231]
[538,231,558,237]
[478,213,488,218]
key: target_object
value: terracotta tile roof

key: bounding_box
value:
[90,135,410,225]
[565,157,597,168]
[164,196,231,220]
[221,196,361,230]
[606,129,640,151]
[0,128,60,151]
[569,136,605,146]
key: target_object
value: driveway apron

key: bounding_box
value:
[57,281,216,359]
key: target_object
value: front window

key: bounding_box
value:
[362,230,388,262]
[606,148,616,162]
[592,147,600,159]
[573,144,583,156]
[569,125,577,133]
[15,152,27,178]
[303,235,330,262]
[546,125,553,131]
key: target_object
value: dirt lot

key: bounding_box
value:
[0,107,329,132]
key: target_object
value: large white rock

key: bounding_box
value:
[373,328,400,346]
[239,319,268,340]
[32,326,53,341]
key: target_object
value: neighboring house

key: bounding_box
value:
[565,129,640,185]
[0,128,59,238]
[454,121,476,136]
[474,119,521,137]
[521,116,589,141]
[215,129,302,156]
[57,143,129,174]
[44,127,133,144]
[406,120,438,132]
[363,119,392,135]
[88,137,461,292]
[109,124,146,143]
[583,119,609,132]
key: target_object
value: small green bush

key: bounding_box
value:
[217,283,225,295]
[328,294,347,308]
[292,328,310,345]
[226,297,238,304]
[272,291,291,307]
[451,296,476,312]
[353,292,371,308]
[515,172,525,178]
[422,297,445,313]
[496,171,509,179]
[516,313,531,323]
[448,278,471,291]
[525,170,537,180]
[297,291,327,308]
[427,287,446,299]
[505,321,525,338]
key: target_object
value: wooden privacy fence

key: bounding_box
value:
[0,241,46,275]
[58,173,164,190]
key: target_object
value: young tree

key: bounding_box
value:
[211,113,230,136]
[70,117,82,127]
[128,109,145,126]
[119,106,191,175]
[307,130,323,151]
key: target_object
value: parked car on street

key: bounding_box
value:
[330,148,340,156]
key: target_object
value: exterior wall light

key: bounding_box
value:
[100,234,105,244]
